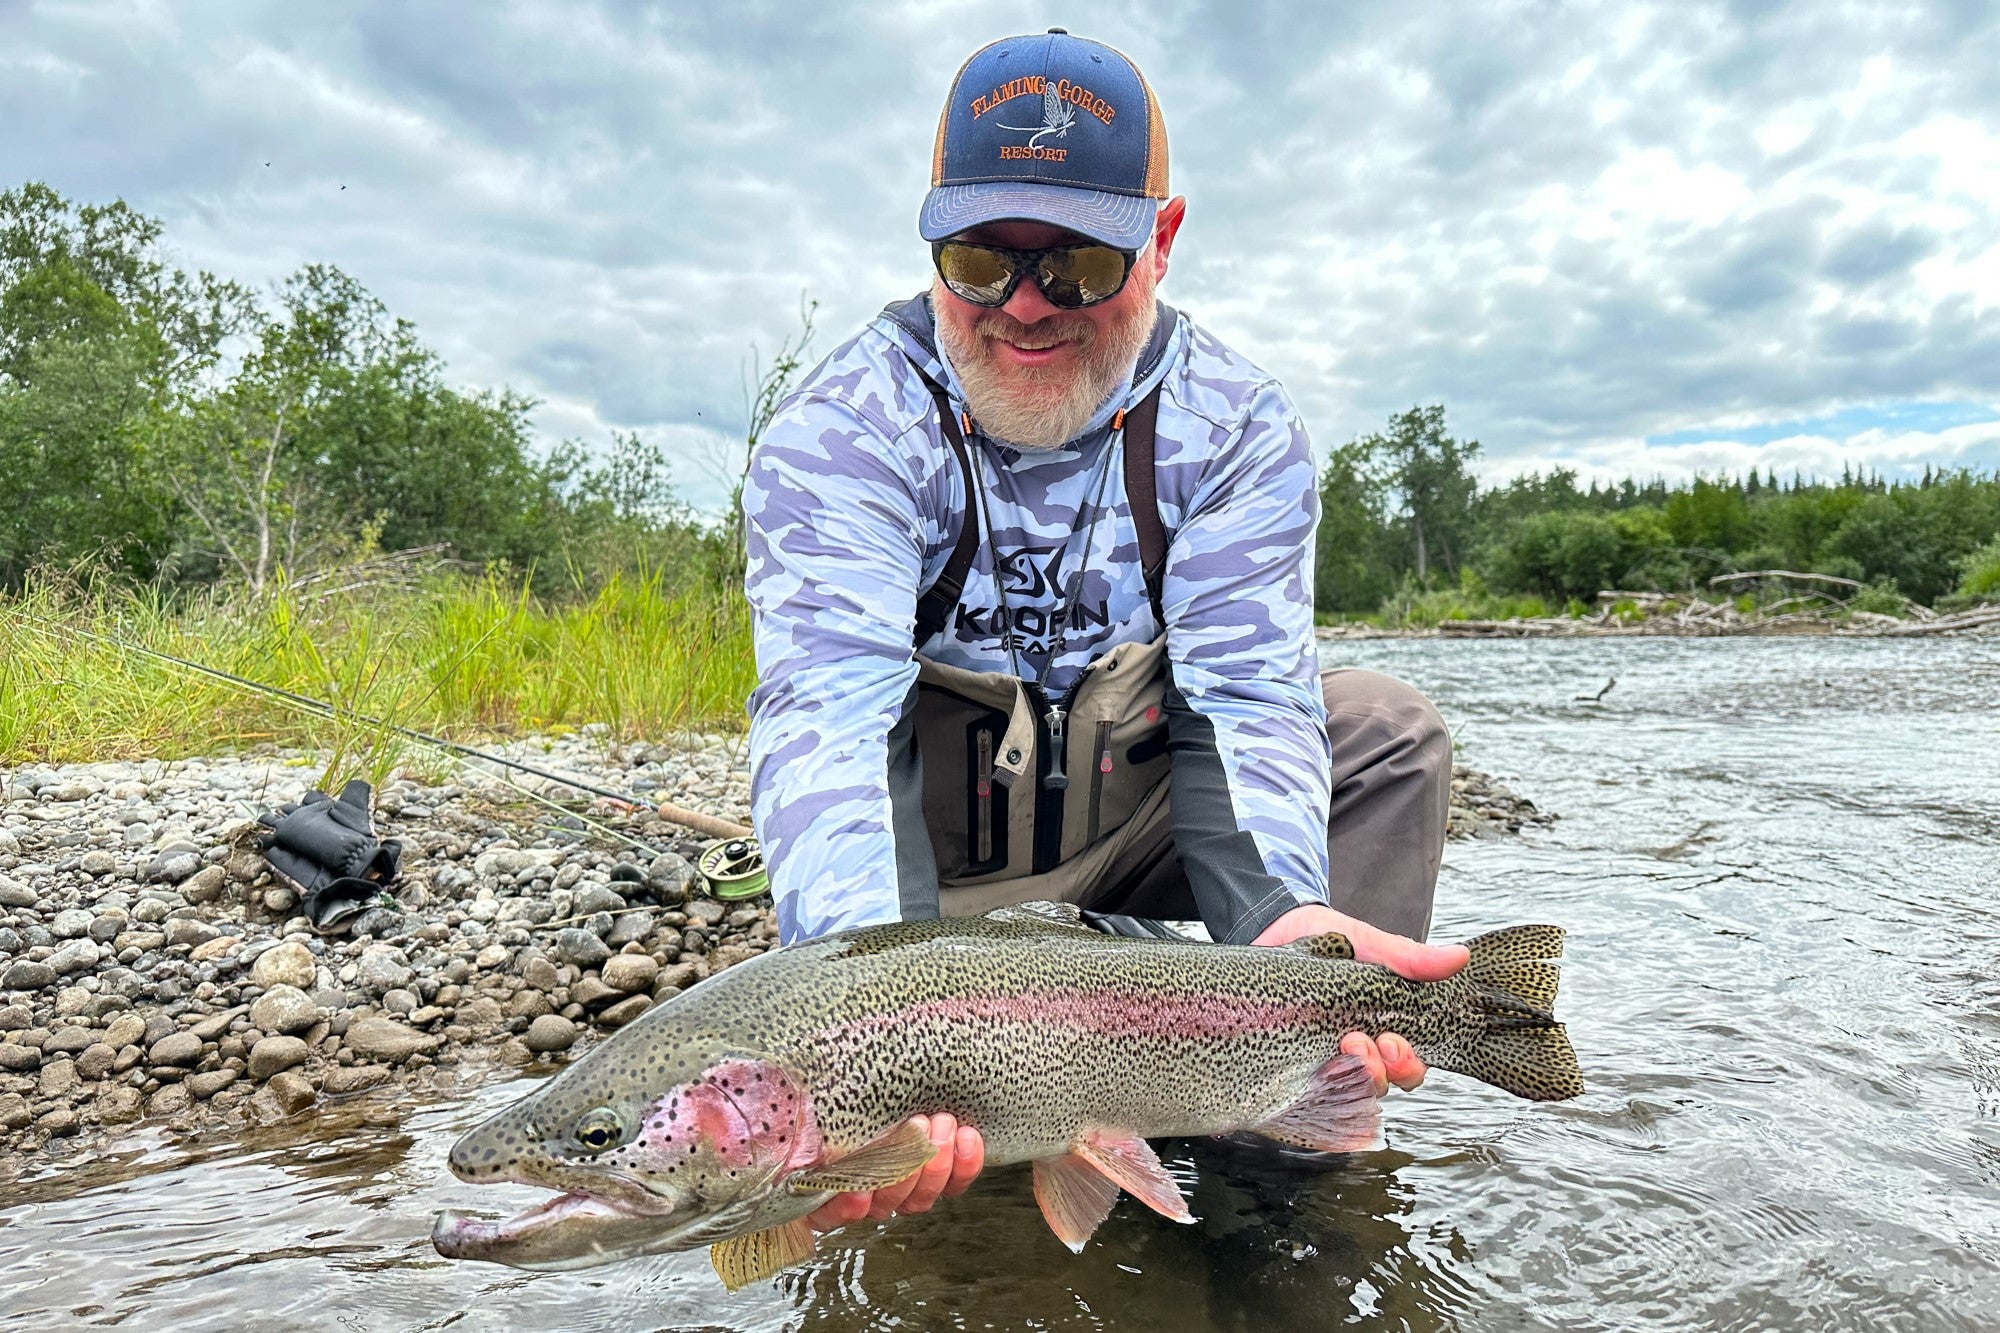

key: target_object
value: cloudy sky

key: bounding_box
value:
[8,0,1999,510]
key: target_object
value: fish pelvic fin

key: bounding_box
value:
[785,1118,938,1194]
[1033,1153,1121,1252]
[710,1217,815,1291]
[1455,924,1584,1102]
[1073,1129,1195,1225]
[1247,1053,1383,1153]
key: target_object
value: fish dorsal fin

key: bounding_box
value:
[710,1217,815,1290]
[786,1118,938,1194]
[1248,1053,1382,1153]
[1285,931,1356,961]
[985,901,1089,930]
[1073,1129,1194,1225]
[1032,1153,1121,1252]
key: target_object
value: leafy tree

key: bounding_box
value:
[1314,439,1397,613]
[1367,405,1480,580]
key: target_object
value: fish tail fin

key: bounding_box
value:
[1450,924,1584,1103]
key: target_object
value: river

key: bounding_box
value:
[3,635,1997,1331]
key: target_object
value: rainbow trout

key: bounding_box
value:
[432,902,1580,1288]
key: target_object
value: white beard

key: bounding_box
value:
[934,271,1157,451]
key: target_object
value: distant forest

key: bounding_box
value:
[4,182,1996,617]
[0,182,706,595]
[1317,405,2000,616]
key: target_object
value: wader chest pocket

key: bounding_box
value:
[914,682,1013,880]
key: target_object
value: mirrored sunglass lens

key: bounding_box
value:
[937,245,1015,305]
[1038,247,1127,306]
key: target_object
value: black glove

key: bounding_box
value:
[257,779,403,931]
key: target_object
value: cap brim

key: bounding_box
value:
[920,182,1157,251]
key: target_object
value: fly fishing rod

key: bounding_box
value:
[12,612,756,844]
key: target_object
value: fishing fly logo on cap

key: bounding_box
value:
[920,29,1170,252]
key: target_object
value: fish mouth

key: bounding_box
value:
[433,1186,702,1272]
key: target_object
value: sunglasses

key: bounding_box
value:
[932,240,1137,310]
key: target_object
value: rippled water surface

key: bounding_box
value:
[4,636,1997,1331]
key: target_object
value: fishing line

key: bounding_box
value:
[9,611,753,856]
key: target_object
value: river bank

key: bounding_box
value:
[0,736,1545,1174]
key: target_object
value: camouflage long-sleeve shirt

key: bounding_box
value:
[743,295,1330,945]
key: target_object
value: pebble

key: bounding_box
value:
[149,1031,203,1067]
[147,848,203,884]
[98,1085,143,1123]
[266,1070,317,1115]
[599,995,652,1027]
[321,1065,391,1096]
[187,1069,240,1100]
[0,877,35,908]
[522,1014,579,1053]
[553,929,610,969]
[248,1035,309,1079]
[3,961,57,990]
[164,918,219,949]
[249,985,319,1036]
[343,1016,438,1065]
[252,942,319,990]
[601,954,659,994]
[356,949,414,994]
[47,939,102,975]
[572,884,627,917]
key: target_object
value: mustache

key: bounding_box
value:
[972,310,1098,350]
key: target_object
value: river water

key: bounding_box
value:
[3,636,1997,1331]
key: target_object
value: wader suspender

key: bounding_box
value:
[910,374,1168,650]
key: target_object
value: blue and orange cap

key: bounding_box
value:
[919,29,1169,252]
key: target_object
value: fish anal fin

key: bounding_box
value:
[1074,1129,1194,1224]
[710,1217,815,1291]
[1249,1053,1383,1153]
[785,1118,938,1194]
[1033,1153,1121,1253]
[985,901,1089,930]
[1284,931,1355,961]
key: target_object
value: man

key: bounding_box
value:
[742,31,1463,1229]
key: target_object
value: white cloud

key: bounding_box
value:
[4,0,1997,498]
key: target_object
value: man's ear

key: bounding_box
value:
[1149,196,1188,280]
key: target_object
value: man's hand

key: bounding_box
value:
[1252,903,1469,1095]
[806,1112,985,1232]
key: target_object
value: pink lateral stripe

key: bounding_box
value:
[828,990,1330,1043]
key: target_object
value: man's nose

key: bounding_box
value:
[1000,271,1062,325]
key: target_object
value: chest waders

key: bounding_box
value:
[907,374,1177,915]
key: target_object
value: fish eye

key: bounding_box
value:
[572,1107,626,1154]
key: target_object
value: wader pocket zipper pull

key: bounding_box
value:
[1043,705,1069,791]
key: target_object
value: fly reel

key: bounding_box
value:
[695,837,768,901]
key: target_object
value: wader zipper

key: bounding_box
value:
[1086,719,1112,844]
[975,728,993,864]
[1028,675,1093,874]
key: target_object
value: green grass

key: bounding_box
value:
[0,568,756,770]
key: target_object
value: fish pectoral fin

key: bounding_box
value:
[1073,1129,1194,1224]
[1033,1153,1122,1253]
[710,1217,816,1291]
[1248,1053,1383,1153]
[1284,931,1356,961]
[785,1118,939,1194]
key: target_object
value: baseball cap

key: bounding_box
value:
[919,29,1169,252]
